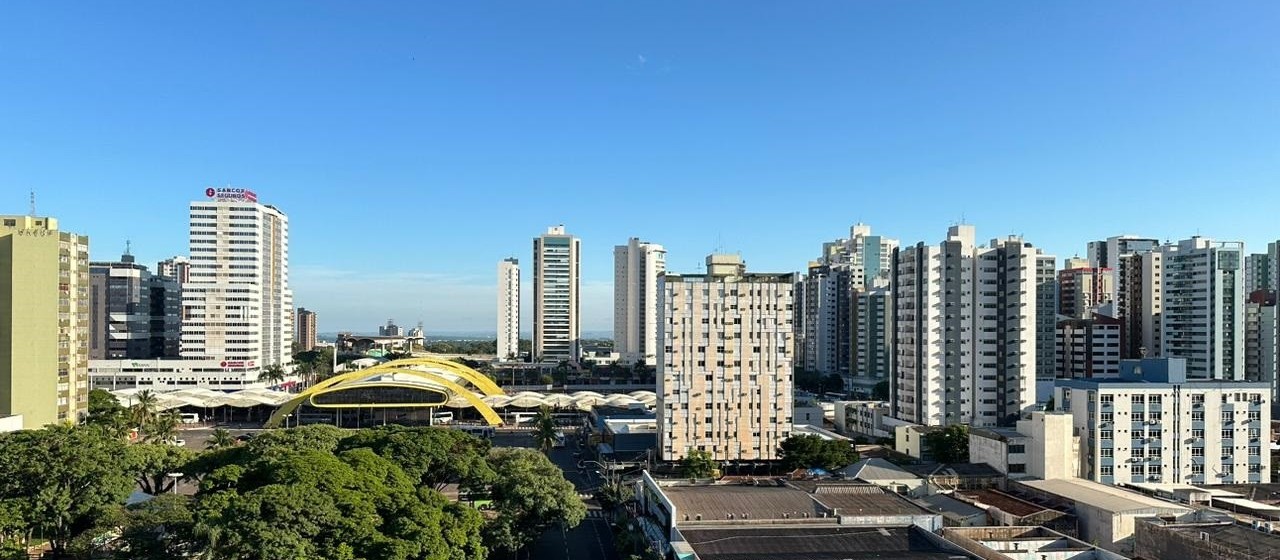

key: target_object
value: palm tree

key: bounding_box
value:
[258,364,286,387]
[129,390,158,429]
[532,405,557,453]
[143,411,179,444]
[206,428,236,450]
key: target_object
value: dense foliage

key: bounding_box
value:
[0,418,585,560]
[923,424,970,463]
[679,450,717,479]
[777,434,860,471]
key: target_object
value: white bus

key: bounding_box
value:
[179,413,200,424]
[432,412,454,424]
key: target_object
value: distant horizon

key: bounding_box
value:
[318,331,615,341]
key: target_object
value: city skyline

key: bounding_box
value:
[3,3,1279,332]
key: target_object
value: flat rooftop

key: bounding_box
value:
[1158,522,1280,552]
[678,525,979,560]
[663,484,825,521]
[1019,478,1190,515]
[962,489,1058,518]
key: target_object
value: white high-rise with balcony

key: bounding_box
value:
[497,258,521,360]
[1157,237,1245,380]
[614,238,666,365]
[181,187,292,381]
[533,225,580,361]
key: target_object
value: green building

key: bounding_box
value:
[0,215,90,428]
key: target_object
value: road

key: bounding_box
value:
[492,430,620,560]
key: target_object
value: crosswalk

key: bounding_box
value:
[585,509,608,519]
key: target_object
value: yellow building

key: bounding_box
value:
[0,215,90,428]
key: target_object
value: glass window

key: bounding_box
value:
[1101,466,1114,477]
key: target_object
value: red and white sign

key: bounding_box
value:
[220,360,256,369]
[205,187,258,203]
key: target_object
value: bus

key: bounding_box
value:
[432,412,454,424]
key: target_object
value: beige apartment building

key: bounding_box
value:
[1,215,90,428]
[657,254,797,462]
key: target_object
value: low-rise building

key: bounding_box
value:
[1011,477,1190,556]
[969,412,1079,480]
[838,458,925,496]
[833,400,913,440]
[958,489,1078,536]
[1134,516,1280,560]
[943,526,1129,560]
[1056,357,1271,485]
[90,358,276,389]
[634,472,981,559]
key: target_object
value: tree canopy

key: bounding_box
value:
[679,450,716,479]
[483,448,585,554]
[777,434,859,471]
[923,424,971,463]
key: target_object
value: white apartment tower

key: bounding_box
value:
[182,188,293,379]
[533,225,580,361]
[892,226,1054,427]
[614,238,666,365]
[1158,237,1245,380]
[657,254,796,462]
[497,258,520,360]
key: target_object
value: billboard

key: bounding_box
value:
[204,187,258,203]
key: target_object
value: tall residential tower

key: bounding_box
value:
[614,238,666,365]
[497,258,520,360]
[533,226,580,361]
[1,215,90,428]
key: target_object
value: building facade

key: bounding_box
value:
[1058,257,1114,319]
[89,252,180,360]
[1243,291,1277,404]
[181,188,293,382]
[851,283,893,394]
[1,215,90,428]
[1087,235,1160,271]
[295,307,317,352]
[533,225,580,361]
[1158,237,1245,380]
[657,254,796,461]
[614,238,666,365]
[496,257,520,360]
[1056,314,1123,379]
[1056,358,1270,486]
[892,226,1054,427]
[156,255,191,283]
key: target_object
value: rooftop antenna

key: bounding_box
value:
[28,191,35,216]
[125,240,132,256]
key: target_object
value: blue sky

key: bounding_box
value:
[2,2,1278,333]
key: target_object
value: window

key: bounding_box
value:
[1100,412,1113,423]
[1133,464,1145,476]
[1191,411,1204,422]
[1101,394,1114,405]
[1009,444,1026,454]
[1101,448,1113,458]
[1251,464,1264,473]
[1150,395,1163,405]
[1133,412,1145,422]
[1192,464,1204,475]
[1150,447,1163,458]
[1132,395,1145,407]
[1100,465,1114,477]
[1250,428,1262,438]
[1250,446,1261,456]
[1192,429,1204,439]
[1133,448,1145,458]
[1191,447,1204,457]
[1101,430,1113,440]
[1192,394,1205,404]
[1150,465,1163,477]
[1222,411,1234,423]
[1249,411,1261,422]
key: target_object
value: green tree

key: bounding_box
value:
[141,411,180,444]
[923,424,970,463]
[532,405,557,453]
[777,434,859,471]
[106,494,196,560]
[191,447,484,560]
[680,450,716,479]
[130,389,159,428]
[128,443,197,495]
[86,388,129,436]
[245,423,346,456]
[0,425,135,556]
[484,448,585,555]
[821,373,845,395]
[336,425,494,492]
[206,428,236,450]
[257,364,286,386]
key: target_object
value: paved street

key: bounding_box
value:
[492,430,620,560]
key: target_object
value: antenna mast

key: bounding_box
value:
[29,191,35,216]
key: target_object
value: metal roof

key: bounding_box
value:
[1020,478,1191,515]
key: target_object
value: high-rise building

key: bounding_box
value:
[796,225,898,392]
[657,254,796,462]
[1158,237,1244,380]
[1116,250,1165,360]
[1056,358,1270,485]
[497,258,520,360]
[1055,314,1122,379]
[1087,235,1160,270]
[1,215,90,428]
[89,252,180,359]
[1244,291,1276,392]
[182,187,293,380]
[891,226,1054,427]
[851,282,893,393]
[379,319,404,337]
[533,225,580,362]
[296,307,317,352]
[156,255,191,284]
[1057,257,1114,319]
[1245,253,1274,294]
[614,238,666,365]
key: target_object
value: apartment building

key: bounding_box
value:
[657,254,796,461]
